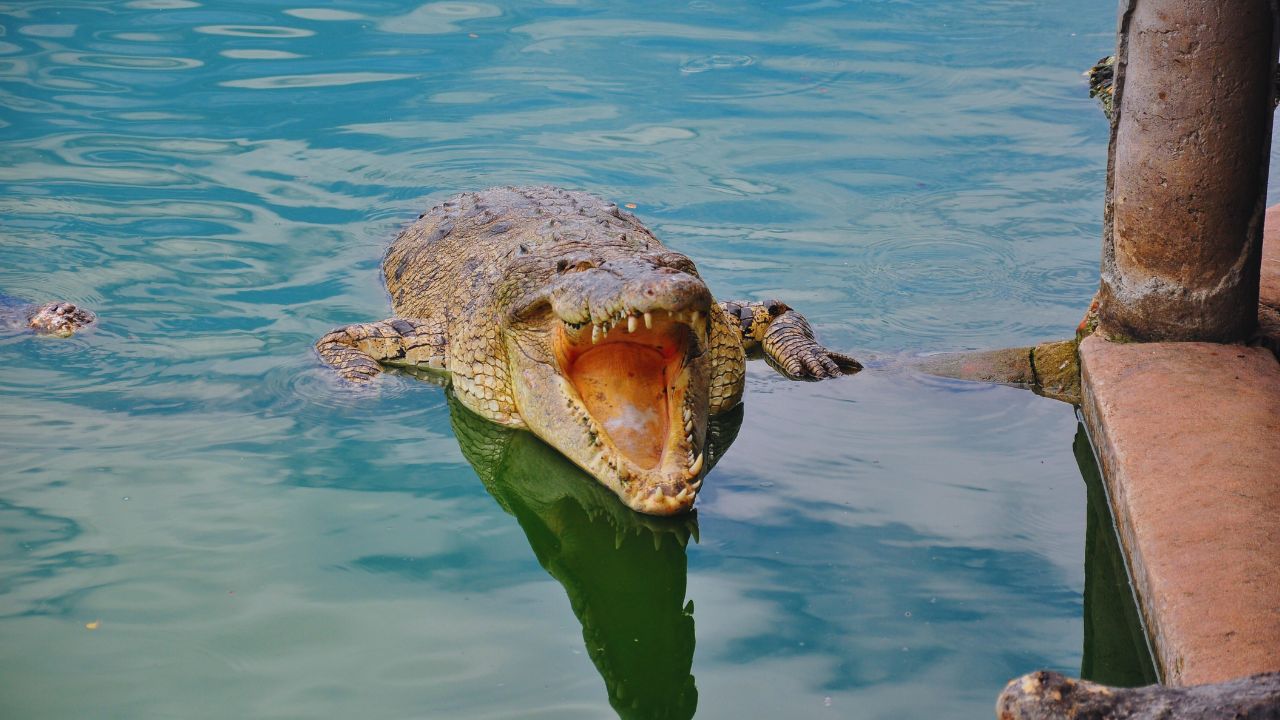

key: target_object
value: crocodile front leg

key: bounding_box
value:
[717,299,861,380]
[315,317,448,383]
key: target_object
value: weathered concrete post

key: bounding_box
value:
[1098,0,1279,342]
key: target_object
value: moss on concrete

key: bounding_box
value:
[1031,339,1081,404]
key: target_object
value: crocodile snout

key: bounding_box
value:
[593,256,709,310]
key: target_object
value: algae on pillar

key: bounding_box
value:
[1098,0,1278,342]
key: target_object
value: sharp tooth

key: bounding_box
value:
[690,523,700,544]
[690,477,703,491]
[687,452,705,476]
[685,433,694,447]
[685,419,694,434]
[653,533,662,551]
[682,406,691,421]
[643,311,653,329]
[591,324,600,344]
[691,310,701,326]
[627,315,637,333]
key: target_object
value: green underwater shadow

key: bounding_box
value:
[442,390,1154,712]
[446,391,745,720]
[1074,422,1158,687]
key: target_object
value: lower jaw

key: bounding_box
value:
[550,326,706,512]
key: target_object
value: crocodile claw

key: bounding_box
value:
[782,342,863,380]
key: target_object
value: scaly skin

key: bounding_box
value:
[316,186,860,515]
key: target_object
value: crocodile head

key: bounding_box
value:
[499,248,713,516]
[27,302,96,337]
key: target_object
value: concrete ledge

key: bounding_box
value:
[1079,335,1280,685]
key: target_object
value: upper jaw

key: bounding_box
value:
[563,307,709,353]
[544,263,714,336]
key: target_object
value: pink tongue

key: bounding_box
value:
[568,342,668,469]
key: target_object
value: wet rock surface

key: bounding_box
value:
[997,670,1280,720]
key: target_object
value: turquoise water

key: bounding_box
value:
[1,1,1141,717]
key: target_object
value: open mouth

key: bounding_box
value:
[553,308,708,486]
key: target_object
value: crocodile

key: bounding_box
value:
[315,186,860,515]
[0,295,96,337]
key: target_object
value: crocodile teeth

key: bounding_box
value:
[687,452,704,477]
[643,311,653,329]
[591,324,600,344]
[682,405,691,422]
[685,418,694,434]
[627,315,637,333]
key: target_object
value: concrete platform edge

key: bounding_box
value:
[1078,354,1168,682]
[1078,336,1280,686]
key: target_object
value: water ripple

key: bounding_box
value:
[220,72,414,89]
[18,25,78,39]
[680,54,755,74]
[194,25,315,38]
[124,0,201,8]
[219,49,304,60]
[261,355,428,423]
[283,9,367,22]
[377,2,502,35]
[48,52,203,70]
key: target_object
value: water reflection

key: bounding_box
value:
[1074,423,1158,687]
[446,391,743,720]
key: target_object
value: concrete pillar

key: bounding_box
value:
[1098,0,1278,342]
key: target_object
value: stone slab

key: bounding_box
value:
[1079,335,1280,686]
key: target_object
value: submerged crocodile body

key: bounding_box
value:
[316,186,859,515]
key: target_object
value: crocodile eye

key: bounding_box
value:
[651,252,698,276]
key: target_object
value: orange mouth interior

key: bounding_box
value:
[556,317,690,470]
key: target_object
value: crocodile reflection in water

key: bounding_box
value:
[443,388,744,720]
